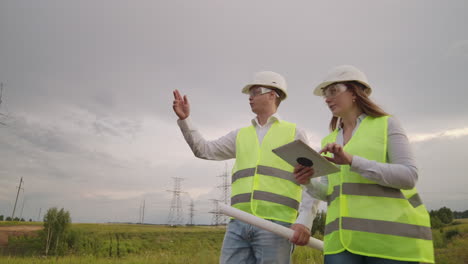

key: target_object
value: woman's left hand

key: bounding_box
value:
[320,143,353,165]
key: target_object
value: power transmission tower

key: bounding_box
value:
[142,199,145,224]
[188,199,195,226]
[218,163,230,204]
[167,177,186,226]
[138,199,146,224]
[212,164,231,225]
[209,199,222,226]
[11,177,24,220]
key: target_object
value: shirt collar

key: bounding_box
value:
[338,113,367,131]
[251,113,282,127]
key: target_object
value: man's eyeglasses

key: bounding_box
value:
[249,87,279,98]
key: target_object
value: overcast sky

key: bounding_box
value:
[0,1,467,225]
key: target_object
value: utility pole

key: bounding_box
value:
[0,82,7,126]
[37,208,42,222]
[167,177,186,226]
[0,82,3,106]
[11,177,24,220]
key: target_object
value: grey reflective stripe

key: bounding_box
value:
[231,193,251,205]
[327,185,340,205]
[342,183,405,199]
[327,183,405,204]
[232,168,256,183]
[408,193,423,208]
[325,217,432,240]
[256,165,299,185]
[253,190,300,210]
[324,218,339,235]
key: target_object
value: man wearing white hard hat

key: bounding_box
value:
[173,71,320,264]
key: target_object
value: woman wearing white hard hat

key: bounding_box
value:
[296,65,434,264]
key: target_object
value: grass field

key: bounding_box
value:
[1,220,468,263]
[0,222,323,263]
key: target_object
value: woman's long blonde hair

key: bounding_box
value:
[329,81,389,131]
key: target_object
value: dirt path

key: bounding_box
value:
[0,225,43,247]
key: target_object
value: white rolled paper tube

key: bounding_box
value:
[218,203,323,251]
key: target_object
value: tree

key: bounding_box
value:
[437,207,453,224]
[6,216,12,221]
[430,215,443,229]
[0,215,3,221]
[43,207,71,256]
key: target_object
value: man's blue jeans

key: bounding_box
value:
[324,250,418,264]
[220,219,293,264]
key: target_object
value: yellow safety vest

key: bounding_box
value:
[231,120,302,223]
[322,115,434,263]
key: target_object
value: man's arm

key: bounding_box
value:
[173,89,237,160]
[178,117,237,160]
[290,127,321,245]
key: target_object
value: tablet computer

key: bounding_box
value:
[272,139,340,178]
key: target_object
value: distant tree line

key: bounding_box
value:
[429,206,468,228]
[0,215,31,222]
[453,209,468,219]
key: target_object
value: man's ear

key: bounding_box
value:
[269,91,277,100]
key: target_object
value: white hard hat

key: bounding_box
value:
[242,71,288,100]
[313,65,372,96]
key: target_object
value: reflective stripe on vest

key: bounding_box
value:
[327,183,423,208]
[232,166,299,186]
[321,116,434,263]
[325,217,432,240]
[231,191,300,210]
[231,121,301,223]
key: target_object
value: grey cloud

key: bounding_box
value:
[447,40,468,58]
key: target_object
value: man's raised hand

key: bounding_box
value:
[172,89,190,120]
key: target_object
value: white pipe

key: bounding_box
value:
[218,203,323,251]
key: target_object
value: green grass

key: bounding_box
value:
[3,220,468,264]
[0,221,43,226]
[0,223,323,263]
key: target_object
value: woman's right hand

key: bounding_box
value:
[172,89,190,120]
[320,143,353,165]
